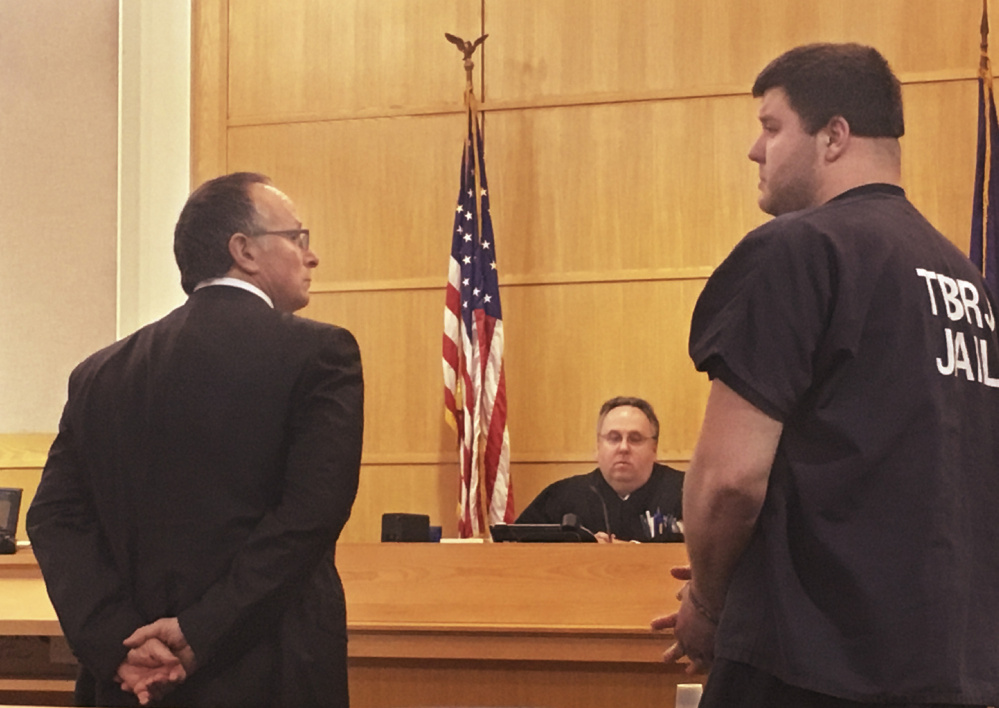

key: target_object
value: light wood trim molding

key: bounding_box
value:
[0,434,690,473]
[348,626,674,664]
[228,102,467,128]
[358,451,692,466]
[310,266,716,295]
[225,70,977,129]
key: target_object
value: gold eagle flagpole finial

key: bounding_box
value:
[445,32,488,93]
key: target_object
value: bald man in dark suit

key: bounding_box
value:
[28,172,363,707]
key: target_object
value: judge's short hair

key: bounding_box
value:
[174,172,272,294]
[752,43,904,138]
[596,396,660,441]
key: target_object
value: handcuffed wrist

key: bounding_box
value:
[687,584,721,625]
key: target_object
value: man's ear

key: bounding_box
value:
[227,232,261,275]
[820,115,850,160]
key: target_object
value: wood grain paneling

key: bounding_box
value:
[227,96,763,285]
[340,543,686,626]
[303,288,456,465]
[227,114,464,285]
[900,80,979,251]
[303,279,704,464]
[486,0,981,105]
[487,97,766,277]
[227,0,481,124]
[349,660,686,708]
[226,81,981,287]
[342,463,458,543]
[500,279,707,459]
[191,0,989,541]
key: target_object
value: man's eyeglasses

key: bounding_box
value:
[249,228,310,251]
[599,432,656,446]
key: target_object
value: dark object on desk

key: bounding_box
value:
[381,512,431,542]
[490,513,597,543]
[0,488,22,554]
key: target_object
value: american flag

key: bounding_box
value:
[443,109,514,537]
[972,2,999,297]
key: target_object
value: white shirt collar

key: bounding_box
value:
[193,277,273,308]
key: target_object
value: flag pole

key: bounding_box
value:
[982,0,990,61]
[973,0,999,294]
[982,0,992,261]
[446,32,492,536]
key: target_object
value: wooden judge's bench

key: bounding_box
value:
[0,542,701,708]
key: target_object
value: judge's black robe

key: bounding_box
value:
[515,463,683,542]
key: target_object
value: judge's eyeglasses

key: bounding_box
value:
[599,431,656,446]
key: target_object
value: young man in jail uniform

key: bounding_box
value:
[655,44,999,708]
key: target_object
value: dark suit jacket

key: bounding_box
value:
[27,286,363,707]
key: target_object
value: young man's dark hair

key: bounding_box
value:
[752,43,904,138]
[173,171,271,294]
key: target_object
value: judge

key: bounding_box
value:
[516,397,684,542]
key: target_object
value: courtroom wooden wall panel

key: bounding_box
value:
[304,289,456,464]
[227,115,465,286]
[192,0,990,540]
[303,280,704,464]
[485,0,981,104]
[500,279,708,460]
[228,0,481,124]
[486,97,765,277]
[226,95,772,289]
[900,80,979,252]
[342,463,459,543]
